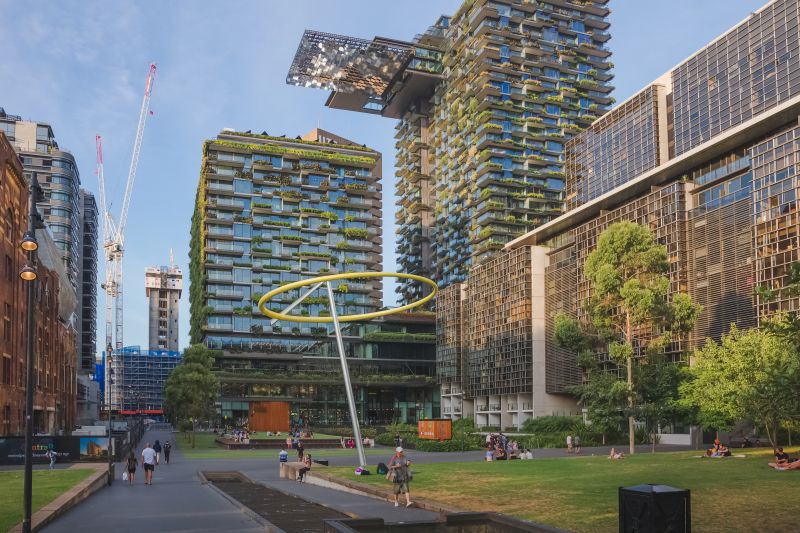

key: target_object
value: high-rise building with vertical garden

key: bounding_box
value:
[287,0,613,303]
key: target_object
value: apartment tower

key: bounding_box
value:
[145,262,183,352]
[287,0,613,302]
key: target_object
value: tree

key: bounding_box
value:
[164,344,220,448]
[633,354,685,452]
[579,221,699,454]
[572,369,627,445]
[679,326,800,448]
[554,314,626,444]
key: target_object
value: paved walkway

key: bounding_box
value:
[41,428,439,532]
[41,428,265,533]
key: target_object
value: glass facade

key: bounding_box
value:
[566,85,663,209]
[214,315,438,426]
[672,0,800,156]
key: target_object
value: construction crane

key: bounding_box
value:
[97,63,157,410]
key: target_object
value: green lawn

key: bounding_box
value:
[0,469,93,532]
[179,432,387,459]
[327,448,800,533]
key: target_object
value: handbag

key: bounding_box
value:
[385,470,396,482]
[122,471,128,481]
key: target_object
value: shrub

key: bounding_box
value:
[521,415,582,433]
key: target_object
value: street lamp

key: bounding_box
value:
[106,343,114,486]
[21,175,41,533]
[18,265,37,282]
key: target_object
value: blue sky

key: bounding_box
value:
[0,0,769,354]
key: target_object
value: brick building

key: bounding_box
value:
[1,132,76,436]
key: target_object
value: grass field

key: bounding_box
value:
[0,469,93,533]
[327,448,800,533]
[178,433,388,460]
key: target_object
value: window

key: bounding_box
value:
[3,303,10,343]
[36,125,50,140]
[5,256,11,282]
[1,122,14,138]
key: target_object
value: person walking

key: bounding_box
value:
[574,435,581,454]
[297,440,305,461]
[46,448,57,470]
[141,442,157,485]
[126,450,138,486]
[163,441,172,464]
[153,440,162,465]
[388,447,413,508]
[566,435,573,454]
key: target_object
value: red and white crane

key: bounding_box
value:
[97,63,157,410]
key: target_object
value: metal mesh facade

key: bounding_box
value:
[566,85,662,209]
[688,153,757,345]
[752,125,800,318]
[463,246,533,397]
[544,239,581,393]
[672,0,800,156]
[287,30,413,98]
[435,283,464,385]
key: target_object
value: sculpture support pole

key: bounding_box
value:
[325,281,367,468]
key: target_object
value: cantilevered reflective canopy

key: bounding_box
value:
[287,30,413,98]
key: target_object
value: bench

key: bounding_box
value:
[279,461,306,480]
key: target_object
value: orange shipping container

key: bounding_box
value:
[418,419,452,441]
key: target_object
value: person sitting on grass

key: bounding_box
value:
[768,447,800,470]
[608,448,624,460]
[484,445,494,462]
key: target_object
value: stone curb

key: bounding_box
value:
[9,463,111,533]
[305,470,464,515]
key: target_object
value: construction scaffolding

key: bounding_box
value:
[116,347,181,414]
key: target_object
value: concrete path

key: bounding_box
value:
[41,428,265,533]
[41,428,439,532]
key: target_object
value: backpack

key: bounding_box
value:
[376,462,388,475]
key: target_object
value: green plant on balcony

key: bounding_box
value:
[311,327,328,337]
[578,79,598,88]
[335,241,350,249]
[587,69,598,77]
[343,228,369,239]
[280,190,303,200]
[344,215,354,222]
[344,258,355,265]
[233,307,251,316]
[300,207,323,214]
[320,211,339,222]
[319,268,330,273]
[319,310,330,317]
[273,325,282,333]
[362,332,436,343]
[344,183,368,191]
[319,223,330,229]
[298,251,332,259]
[280,235,307,242]
[337,284,349,293]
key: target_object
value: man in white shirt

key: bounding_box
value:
[141,443,157,485]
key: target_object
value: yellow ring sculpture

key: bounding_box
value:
[257,272,437,323]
